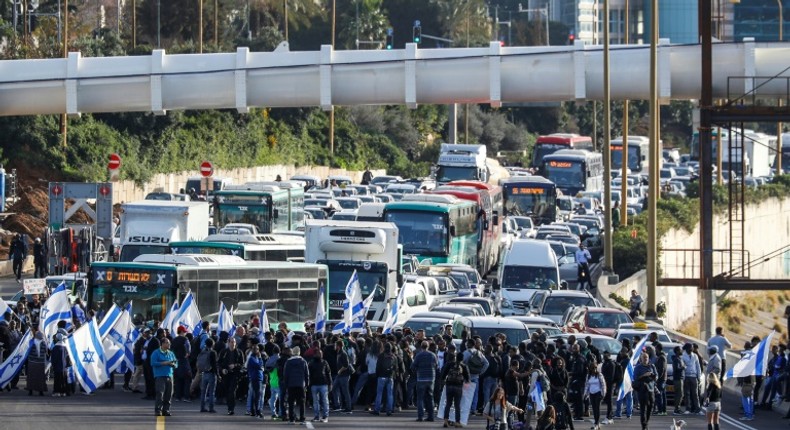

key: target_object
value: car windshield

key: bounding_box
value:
[542,296,596,315]
[473,327,529,345]
[402,320,448,336]
[587,312,632,328]
[512,218,533,229]
[557,198,574,211]
[452,299,491,315]
[501,266,558,290]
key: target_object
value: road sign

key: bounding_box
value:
[108,153,121,170]
[200,161,213,177]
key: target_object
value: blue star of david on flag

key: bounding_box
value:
[82,349,95,364]
[9,354,22,366]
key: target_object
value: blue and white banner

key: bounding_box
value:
[350,291,376,332]
[0,297,11,320]
[172,291,202,336]
[0,329,33,389]
[382,284,406,334]
[216,302,235,336]
[41,282,72,344]
[530,379,546,412]
[258,301,270,343]
[725,331,775,381]
[66,319,109,393]
[315,289,327,333]
[333,271,363,334]
[617,335,650,401]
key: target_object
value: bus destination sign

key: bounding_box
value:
[511,187,546,195]
[548,161,574,168]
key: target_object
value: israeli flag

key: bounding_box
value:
[98,303,124,338]
[725,330,775,381]
[161,300,179,334]
[216,302,235,336]
[0,297,11,320]
[382,285,406,334]
[172,291,202,336]
[259,300,270,343]
[41,282,72,344]
[315,289,327,333]
[66,319,109,394]
[350,291,376,332]
[102,302,134,374]
[0,329,33,389]
[617,335,650,401]
[530,378,546,412]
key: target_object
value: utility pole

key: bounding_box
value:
[156,0,161,48]
[620,0,630,227]
[646,0,659,319]
[132,0,136,48]
[61,0,69,148]
[329,0,335,154]
[198,0,203,53]
[603,0,613,273]
[214,0,218,47]
[779,0,784,174]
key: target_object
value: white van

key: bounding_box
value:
[396,282,430,322]
[356,202,385,222]
[497,239,563,316]
[452,316,530,345]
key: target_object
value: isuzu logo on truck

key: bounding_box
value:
[128,236,170,244]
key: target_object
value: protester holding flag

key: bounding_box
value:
[583,361,606,430]
[26,331,48,396]
[738,341,756,421]
[151,337,177,416]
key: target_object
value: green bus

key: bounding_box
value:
[169,233,305,262]
[87,255,327,331]
[213,182,305,234]
[383,194,479,268]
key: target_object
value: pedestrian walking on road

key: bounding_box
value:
[33,238,47,278]
[9,234,27,283]
[283,346,310,424]
[197,338,218,413]
[584,361,606,430]
[633,353,657,430]
[151,337,177,417]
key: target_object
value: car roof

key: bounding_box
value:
[412,312,459,320]
[457,316,529,329]
[579,306,630,314]
[545,290,594,298]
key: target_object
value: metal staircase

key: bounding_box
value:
[727,125,746,279]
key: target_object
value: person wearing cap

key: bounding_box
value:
[172,326,192,402]
[151,337,177,416]
[283,346,310,424]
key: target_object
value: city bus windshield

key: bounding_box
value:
[611,147,641,170]
[217,204,271,233]
[436,166,479,183]
[500,266,558,290]
[543,161,585,189]
[532,144,566,167]
[385,211,448,256]
[503,184,555,218]
[90,267,177,326]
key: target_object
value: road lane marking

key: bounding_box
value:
[305,421,315,430]
[156,415,165,430]
[720,413,758,430]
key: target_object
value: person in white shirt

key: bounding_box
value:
[707,327,733,381]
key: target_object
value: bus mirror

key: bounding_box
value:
[273,209,280,218]
[493,213,499,226]
[449,226,456,236]
[397,273,404,287]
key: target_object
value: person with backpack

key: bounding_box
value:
[583,362,606,430]
[548,392,575,430]
[462,339,489,415]
[633,352,657,430]
[526,358,551,429]
[441,351,470,428]
[481,344,501,415]
[197,338,218,413]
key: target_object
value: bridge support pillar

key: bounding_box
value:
[700,288,717,342]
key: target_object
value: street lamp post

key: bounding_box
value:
[778,0,784,174]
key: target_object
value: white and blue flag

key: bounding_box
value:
[0,297,11,320]
[350,291,376,332]
[315,289,327,333]
[161,300,179,334]
[216,302,235,337]
[66,319,109,394]
[0,329,33,389]
[172,291,202,336]
[41,282,72,344]
[102,302,135,374]
[333,271,363,334]
[725,331,775,381]
[258,300,270,343]
[617,335,650,401]
[382,285,406,334]
[530,378,546,412]
[98,303,124,338]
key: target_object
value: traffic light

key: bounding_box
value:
[385,28,394,49]
[568,30,575,45]
[413,20,422,44]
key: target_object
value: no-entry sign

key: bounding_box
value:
[108,153,121,170]
[200,161,213,177]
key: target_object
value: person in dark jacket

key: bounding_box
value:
[33,238,46,278]
[246,343,265,418]
[373,343,396,416]
[600,351,619,423]
[567,344,587,421]
[441,351,470,427]
[309,349,333,422]
[332,340,353,413]
[652,343,668,416]
[143,329,164,399]
[548,391,575,430]
[51,333,69,397]
[9,234,27,283]
[633,353,657,430]
[411,340,439,421]
[218,337,245,415]
[283,346,310,424]
[171,326,192,402]
[198,338,219,413]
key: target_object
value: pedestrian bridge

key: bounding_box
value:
[1,39,789,117]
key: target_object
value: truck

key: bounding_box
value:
[304,219,402,323]
[118,200,210,262]
[435,143,510,186]
[717,131,773,179]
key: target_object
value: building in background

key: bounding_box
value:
[733,0,787,42]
